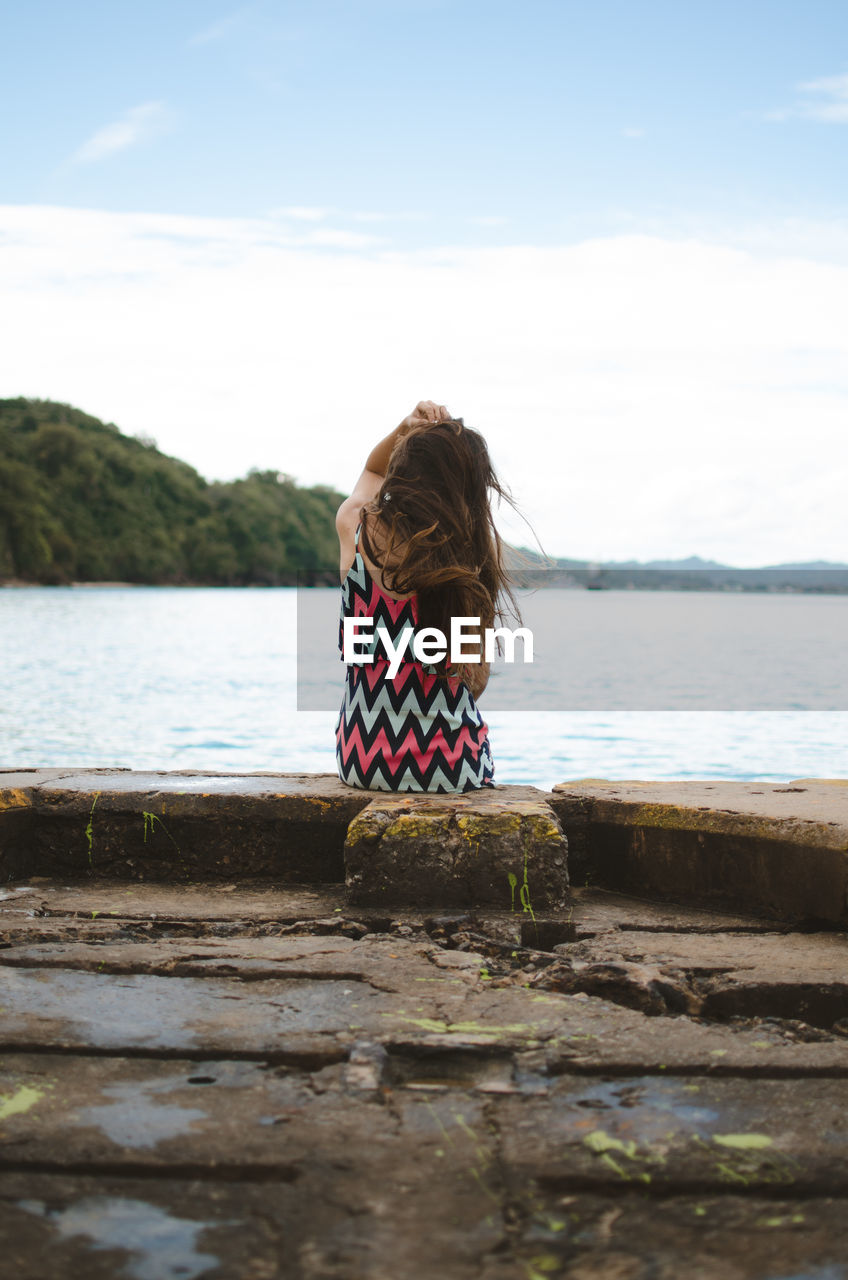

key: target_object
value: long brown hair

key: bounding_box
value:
[358,419,520,676]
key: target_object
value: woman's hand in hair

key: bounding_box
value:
[399,400,450,433]
[359,401,451,493]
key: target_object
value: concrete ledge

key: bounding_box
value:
[344,786,569,909]
[0,770,372,882]
[550,779,848,924]
[4,771,848,923]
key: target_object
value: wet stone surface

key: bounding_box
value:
[3,1176,848,1280]
[1,879,848,1276]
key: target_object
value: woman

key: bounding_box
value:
[335,399,518,792]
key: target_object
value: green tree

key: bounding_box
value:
[0,397,345,586]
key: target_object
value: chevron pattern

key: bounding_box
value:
[335,535,495,793]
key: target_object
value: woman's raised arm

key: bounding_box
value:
[335,400,449,574]
[364,400,449,477]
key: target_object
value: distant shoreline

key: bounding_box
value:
[1,579,139,589]
[0,580,304,590]
[4,577,848,594]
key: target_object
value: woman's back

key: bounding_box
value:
[334,400,517,794]
[335,523,495,792]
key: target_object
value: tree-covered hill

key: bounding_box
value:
[0,398,345,585]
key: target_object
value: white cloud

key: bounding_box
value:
[350,210,428,223]
[467,216,509,227]
[301,227,383,249]
[349,210,392,223]
[767,71,848,123]
[271,206,334,221]
[69,102,170,164]
[268,208,429,225]
[621,127,645,139]
[188,8,248,46]
[1,204,847,566]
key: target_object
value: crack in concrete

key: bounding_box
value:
[475,1093,521,1270]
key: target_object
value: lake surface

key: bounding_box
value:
[2,587,846,789]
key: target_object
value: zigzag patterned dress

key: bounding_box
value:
[335,529,495,792]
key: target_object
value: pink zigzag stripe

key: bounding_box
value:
[350,660,466,698]
[337,721,480,776]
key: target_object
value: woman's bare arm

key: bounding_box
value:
[335,400,449,576]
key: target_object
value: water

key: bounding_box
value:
[301,580,848,711]
[2,587,846,789]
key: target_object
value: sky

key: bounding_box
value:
[2,0,848,565]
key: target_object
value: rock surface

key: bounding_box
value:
[2,772,848,1276]
[2,877,848,1277]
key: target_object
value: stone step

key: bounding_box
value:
[3,771,848,922]
[551,777,848,923]
[344,786,569,909]
[0,770,370,882]
[0,772,567,911]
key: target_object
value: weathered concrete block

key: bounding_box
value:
[0,770,373,882]
[550,778,848,923]
[344,785,569,909]
[0,778,35,882]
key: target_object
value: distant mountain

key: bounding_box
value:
[509,548,848,573]
[506,548,848,592]
[603,555,731,571]
[605,557,848,571]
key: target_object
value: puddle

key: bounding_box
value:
[0,967,388,1048]
[562,1077,720,1141]
[764,1268,847,1280]
[77,1077,208,1150]
[17,1196,221,1279]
